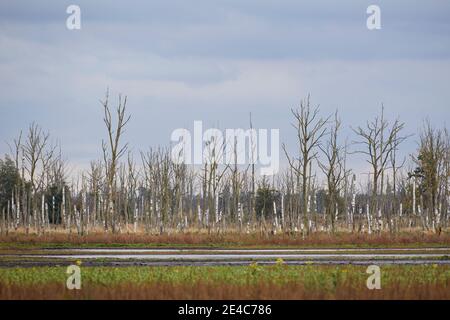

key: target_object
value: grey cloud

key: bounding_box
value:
[0,0,449,176]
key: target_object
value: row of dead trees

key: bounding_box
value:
[0,93,449,236]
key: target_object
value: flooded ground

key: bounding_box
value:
[1,247,449,267]
[59,247,450,253]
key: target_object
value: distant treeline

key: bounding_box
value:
[0,93,449,235]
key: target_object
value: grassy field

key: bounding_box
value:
[0,264,449,299]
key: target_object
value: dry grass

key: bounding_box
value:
[0,229,449,248]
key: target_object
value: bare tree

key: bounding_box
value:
[283,95,329,234]
[352,106,408,230]
[389,128,407,232]
[202,135,228,233]
[22,122,56,234]
[7,131,22,230]
[318,111,349,233]
[101,89,130,233]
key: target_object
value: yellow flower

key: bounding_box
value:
[432,264,438,268]
[75,260,82,266]
[276,258,285,265]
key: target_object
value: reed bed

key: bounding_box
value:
[1,230,449,248]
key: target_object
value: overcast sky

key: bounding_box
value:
[0,0,449,179]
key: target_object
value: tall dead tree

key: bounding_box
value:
[389,128,406,232]
[22,122,55,234]
[318,111,349,233]
[249,113,256,226]
[8,131,22,230]
[352,106,407,231]
[88,161,103,229]
[283,95,329,235]
[203,135,228,233]
[101,90,130,233]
